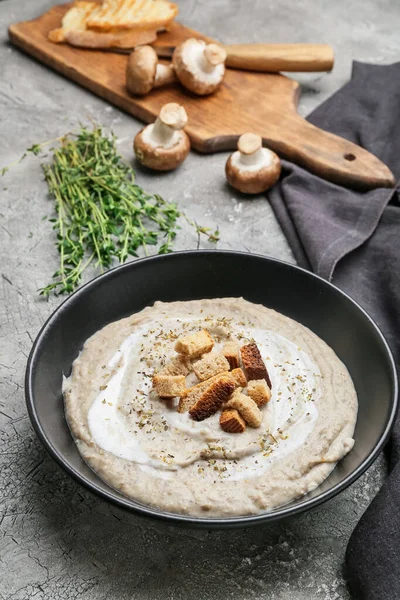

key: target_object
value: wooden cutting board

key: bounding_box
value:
[9,3,394,190]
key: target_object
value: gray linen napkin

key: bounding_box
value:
[268,61,400,600]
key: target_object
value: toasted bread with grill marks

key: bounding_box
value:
[240,343,272,387]
[49,0,177,49]
[87,0,178,31]
[189,376,235,421]
[49,1,95,43]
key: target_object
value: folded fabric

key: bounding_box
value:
[269,61,400,600]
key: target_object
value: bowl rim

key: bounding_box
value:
[25,250,399,527]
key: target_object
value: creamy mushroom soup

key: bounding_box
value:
[63,298,358,517]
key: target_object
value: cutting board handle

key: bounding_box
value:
[266,115,395,189]
[224,44,334,73]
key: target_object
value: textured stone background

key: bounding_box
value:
[1,0,399,598]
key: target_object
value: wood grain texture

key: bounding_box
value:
[8,3,394,190]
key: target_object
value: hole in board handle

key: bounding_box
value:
[344,153,356,161]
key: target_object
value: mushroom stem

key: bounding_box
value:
[154,63,177,88]
[201,43,227,73]
[151,117,177,147]
[237,133,265,169]
[146,103,188,149]
[239,147,264,167]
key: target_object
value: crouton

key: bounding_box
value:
[178,383,207,413]
[226,389,262,427]
[222,341,240,370]
[220,409,246,433]
[231,367,247,388]
[178,367,245,413]
[240,343,272,387]
[178,371,234,413]
[174,330,214,359]
[158,356,191,377]
[192,353,230,381]
[153,374,186,398]
[189,376,235,421]
[247,379,271,407]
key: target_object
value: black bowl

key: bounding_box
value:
[26,251,398,527]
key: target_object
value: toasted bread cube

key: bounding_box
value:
[222,342,240,370]
[174,330,214,359]
[226,389,262,427]
[240,343,272,388]
[178,380,209,413]
[153,374,186,398]
[189,375,235,421]
[220,409,246,433]
[247,379,271,407]
[192,353,230,381]
[231,367,247,388]
[178,371,233,413]
[158,356,191,377]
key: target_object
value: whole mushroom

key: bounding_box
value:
[134,102,190,171]
[225,133,281,194]
[172,38,227,95]
[126,45,176,96]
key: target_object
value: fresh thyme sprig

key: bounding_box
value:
[1,125,219,297]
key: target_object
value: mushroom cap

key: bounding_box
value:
[134,127,190,171]
[172,38,226,96]
[126,45,158,96]
[225,147,281,195]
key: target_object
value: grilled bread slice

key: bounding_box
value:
[86,0,179,31]
[65,27,158,49]
[49,1,95,43]
[49,0,177,49]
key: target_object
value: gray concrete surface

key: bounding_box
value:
[1,0,399,598]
